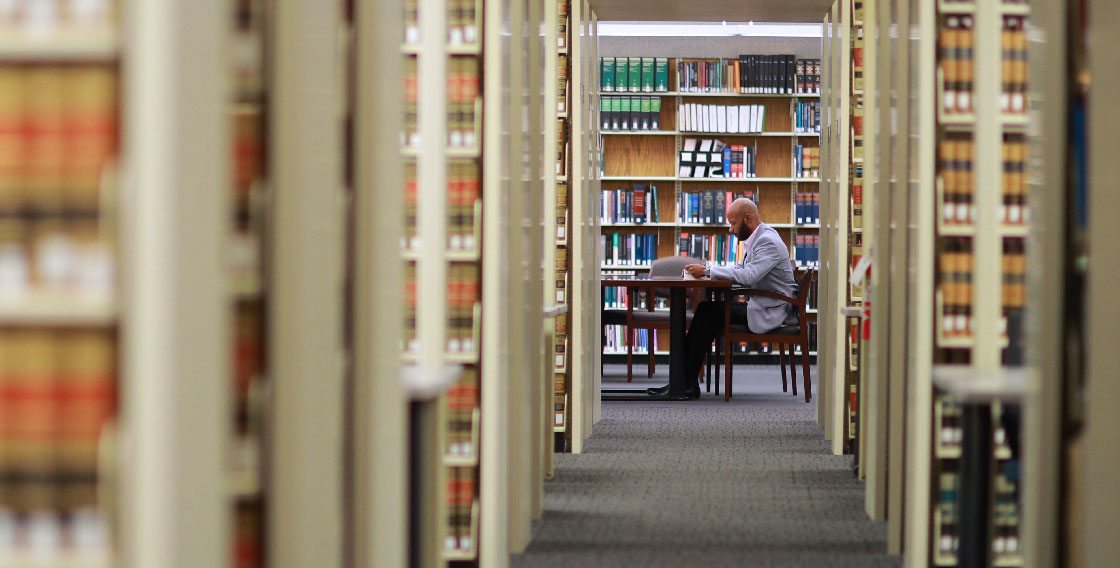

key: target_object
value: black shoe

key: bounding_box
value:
[684,384,701,399]
[647,384,671,396]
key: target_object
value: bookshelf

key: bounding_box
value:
[597,55,823,359]
[0,2,123,565]
[887,0,1032,565]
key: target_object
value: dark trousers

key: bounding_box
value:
[685,300,749,387]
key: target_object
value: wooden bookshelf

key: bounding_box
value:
[598,56,822,358]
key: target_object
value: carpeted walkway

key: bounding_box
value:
[512,364,899,568]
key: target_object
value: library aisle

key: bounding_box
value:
[514,366,898,568]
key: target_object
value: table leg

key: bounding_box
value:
[667,287,687,397]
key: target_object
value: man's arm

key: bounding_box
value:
[710,236,784,288]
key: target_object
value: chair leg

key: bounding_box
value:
[648,343,655,378]
[801,338,812,403]
[627,327,634,383]
[790,344,798,397]
[779,344,788,392]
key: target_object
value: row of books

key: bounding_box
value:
[402,264,481,354]
[795,192,821,224]
[676,232,744,266]
[602,285,666,311]
[679,140,758,179]
[0,329,114,535]
[233,304,263,407]
[677,189,754,225]
[447,57,481,148]
[937,237,974,340]
[554,312,567,370]
[402,58,482,149]
[555,182,568,241]
[445,368,478,458]
[602,325,659,355]
[0,66,118,215]
[678,103,767,133]
[795,100,822,133]
[403,0,480,45]
[0,0,114,29]
[1001,135,1028,224]
[233,109,264,197]
[794,145,820,179]
[1001,16,1028,114]
[554,248,566,304]
[445,263,479,353]
[600,185,662,224]
[599,57,671,93]
[676,56,821,95]
[939,15,975,115]
[402,161,480,251]
[936,469,961,562]
[557,58,568,114]
[794,235,821,269]
[600,233,659,266]
[938,137,976,225]
[555,120,567,175]
[0,221,114,298]
[1001,239,1026,310]
[851,169,863,230]
[600,96,662,131]
[444,467,477,552]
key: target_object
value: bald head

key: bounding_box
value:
[727,197,761,240]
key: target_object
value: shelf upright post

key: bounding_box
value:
[352,0,408,564]
[903,0,936,561]
[819,8,833,429]
[569,0,588,454]
[1083,1,1120,564]
[856,0,877,482]
[590,10,602,424]
[268,0,348,565]
[119,0,229,566]
[481,0,511,563]
[541,0,559,481]
[1022,0,1066,564]
[504,0,534,552]
[865,0,891,522]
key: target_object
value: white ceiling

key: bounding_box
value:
[591,0,832,24]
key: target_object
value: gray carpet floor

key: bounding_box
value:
[511,364,899,568]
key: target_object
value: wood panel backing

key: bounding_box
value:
[603,136,676,177]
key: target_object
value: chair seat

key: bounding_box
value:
[729,323,800,336]
[630,310,694,325]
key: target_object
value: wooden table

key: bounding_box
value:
[600,275,732,401]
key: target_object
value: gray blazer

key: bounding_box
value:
[709,223,798,333]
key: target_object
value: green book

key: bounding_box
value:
[610,96,621,130]
[654,58,669,91]
[612,232,620,265]
[628,57,641,92]
[615,57,627,94]
[650,185,659,222]
[641,57,655,92]
[650,97,661,130]
[620,96,632,130]
[601,57,615,92]
[600,96,609,130]
[639,96,652,130]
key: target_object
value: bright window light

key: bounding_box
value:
[597,21,823,38]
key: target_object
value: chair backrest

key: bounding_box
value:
[650,256,700,278]
[794,269,815,319]
[649,256,702,302]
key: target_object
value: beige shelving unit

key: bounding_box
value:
[819,0,851,455]
[1024,0,1120,566]
[120,0,229,566]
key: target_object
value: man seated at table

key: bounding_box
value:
[647,197,798,399]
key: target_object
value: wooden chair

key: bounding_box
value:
[720,269,815,402]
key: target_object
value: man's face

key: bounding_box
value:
[729,210,752,240]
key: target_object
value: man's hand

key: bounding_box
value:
[684,264,707,279]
